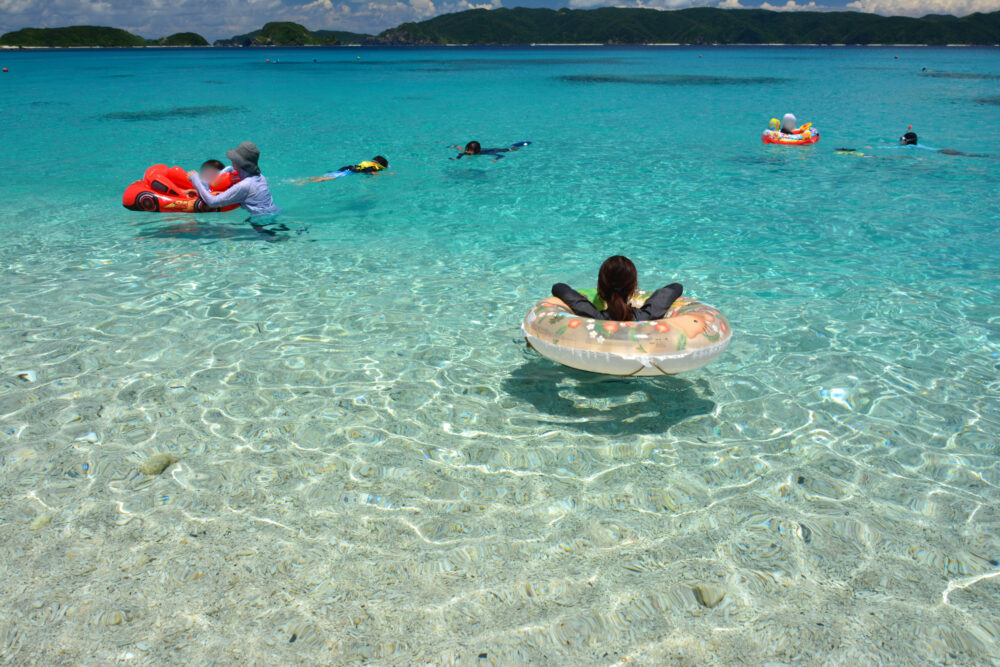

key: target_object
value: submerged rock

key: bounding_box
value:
[140,453,179,475]
[693,584,726,608]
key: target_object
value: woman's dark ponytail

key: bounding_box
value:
[598,256,638,322]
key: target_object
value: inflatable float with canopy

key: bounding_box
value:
[762,117,819,145]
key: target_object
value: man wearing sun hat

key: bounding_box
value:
[189,141,280,216]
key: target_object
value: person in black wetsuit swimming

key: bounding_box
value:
[899,131,984,157]
[837,130,986,158]
[451,140,528,162]
[551,256,683,321]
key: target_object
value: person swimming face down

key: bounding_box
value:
[597,255,639,322]
[463,141,482,155]
[900,131,918,146]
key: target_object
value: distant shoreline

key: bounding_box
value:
[1,43,991,50]
[4,10,997,49]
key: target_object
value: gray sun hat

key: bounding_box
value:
[226,141,261,176]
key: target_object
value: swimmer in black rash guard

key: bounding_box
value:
[837,131,987,159]
[899,131,985,157]
[451,140,529,162]
[551,256,683,322]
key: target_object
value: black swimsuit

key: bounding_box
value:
[551,283,683,321]
[455,148,511,160]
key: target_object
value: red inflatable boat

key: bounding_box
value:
[123,164,240,213]
[761,122,820,146]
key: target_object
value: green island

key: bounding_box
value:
[0,25,209,47]
[154,32,210,47]
[369,7,1000,45]
[213,22,369,46]
[1,9,997,48]
[0,26,147,47]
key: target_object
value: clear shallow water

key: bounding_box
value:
[1,46,999,664]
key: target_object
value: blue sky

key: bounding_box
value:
[0,0,995,40]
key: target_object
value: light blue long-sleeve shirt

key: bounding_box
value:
[190,167,280,216]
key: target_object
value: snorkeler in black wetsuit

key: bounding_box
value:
[552,256,683,322]
[837,131,986,159]
[899,131,985,157]
[451,140,531,161]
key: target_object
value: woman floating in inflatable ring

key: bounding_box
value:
[522,256,731,376]
[762,112,820,146]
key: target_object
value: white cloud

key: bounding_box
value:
[567,0,695,8]
[410,0,437,16]
[846,0,1000,14]
[0,0,36,10]
[636,0,702,6]
[760,0,821,9]
[0,0,446,38]
[563,0,993,13]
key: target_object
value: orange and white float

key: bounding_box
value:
[762,118,820,145]
[522,289,732,376]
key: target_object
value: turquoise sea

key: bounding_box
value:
[1,45,999,664]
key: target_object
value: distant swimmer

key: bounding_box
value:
[451,140,531,162]
[899,131,985,157]
[838,129,986,159]
[299,156,389,184]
